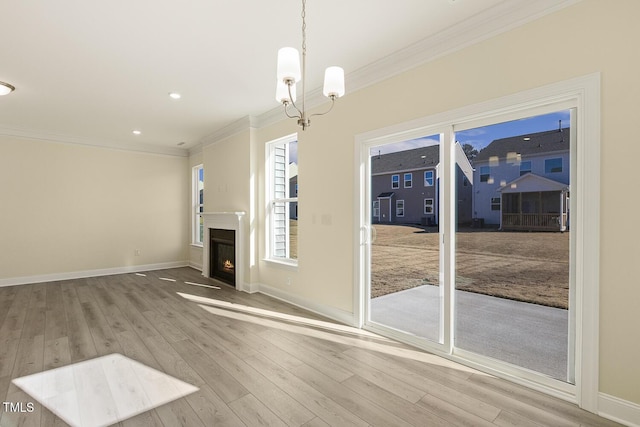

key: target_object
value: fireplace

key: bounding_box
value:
[209,228,235,287]
[201,212,245,291]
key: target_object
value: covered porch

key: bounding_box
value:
[498,173,570,232]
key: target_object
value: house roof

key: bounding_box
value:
[377,192,395,198]
[371,145,439,174]
[475,128,570,163]
[497,172,570,194]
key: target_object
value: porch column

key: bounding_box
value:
[560,191,566,231]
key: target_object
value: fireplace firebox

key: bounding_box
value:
[209,228,235,287]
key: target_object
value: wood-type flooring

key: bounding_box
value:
[0,267,622,426]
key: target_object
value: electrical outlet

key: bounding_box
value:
[134,249,141,256]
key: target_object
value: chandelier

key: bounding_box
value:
[275,0,345,130]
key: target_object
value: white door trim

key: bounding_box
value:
[353,73,600,412]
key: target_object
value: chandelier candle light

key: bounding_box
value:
[0,81,15,96]
[276,0,345,130]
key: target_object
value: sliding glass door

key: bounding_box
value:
[358,100,585,396]
[367,133,444,345]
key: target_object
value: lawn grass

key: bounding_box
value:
[371,224,570,308]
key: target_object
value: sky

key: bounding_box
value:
[371,110,571,156]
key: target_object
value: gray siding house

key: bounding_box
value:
[473,128,570,231]
[371,142,473,226]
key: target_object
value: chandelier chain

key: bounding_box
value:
[301,0,307,118]
[301,0,307,57]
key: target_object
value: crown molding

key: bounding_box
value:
[196,115,257,151]
[0,124,189,157]
[256,0,582,130]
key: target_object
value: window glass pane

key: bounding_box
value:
[455,110,572,383]
[424,171,434,186]
[404,173,412,188]
[268,136,298,261]
[369,133,442,343]
[545,157,563,173]
[480,166,490,182]
[193,165,204,245]
[520,160,532,176]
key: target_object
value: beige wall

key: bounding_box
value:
[199,129,259,285]
[0,136,189,280]
[197,0,639,405]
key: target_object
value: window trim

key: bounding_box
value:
[192,164,204,246]
[404,173,413,188]
[424,198,434,214]
[391,174,400,189]
[491,197,501,211]
[424,170,434,187]
[373,200,380,217]
[396,199,405,217]
[265,133,298,266]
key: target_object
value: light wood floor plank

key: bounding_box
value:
[0,267,624,427]
[245,353,369,427]
[184,384,247,427]
[228,393,288,427]
[61,284,97,362]
[342,373,453,427]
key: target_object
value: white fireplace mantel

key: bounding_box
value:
[201,212,245,291]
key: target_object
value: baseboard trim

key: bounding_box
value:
[256,283,356,326]
[188,261,203,271]
[599,393,640,427]
[0,261,189,287]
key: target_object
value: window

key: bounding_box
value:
[192,165,204,245]
[480,166,490,182]
[404,173,412,188]
[391,174,400,189]
[520,160,532,176]
[267,134,298,262]
[424,170,434,186]
[373,201,380,217]
[424,198,434,214]
[491,197,501,211]
[396,200,405,217]
[545,157,563,173]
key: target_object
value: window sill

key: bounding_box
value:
[263,258,298,271]
[190,243,203,249]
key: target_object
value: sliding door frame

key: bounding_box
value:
[353,73,600,412]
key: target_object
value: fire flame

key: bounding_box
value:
[223,260,234,271]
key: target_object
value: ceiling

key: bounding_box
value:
[0,0,577,155]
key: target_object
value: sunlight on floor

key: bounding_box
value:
[12,354,198,427]
[176,291,485,376]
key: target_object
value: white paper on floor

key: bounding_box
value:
[12,353,199,427]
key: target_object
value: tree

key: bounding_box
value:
[462,143,478,164]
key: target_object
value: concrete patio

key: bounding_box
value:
[371,285,569,380]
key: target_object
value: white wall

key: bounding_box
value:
[195,0,640,410]
[0,136,189,280]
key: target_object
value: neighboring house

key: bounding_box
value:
[289,162,298,219]
[371,142,473,225]
[473,128,570,231]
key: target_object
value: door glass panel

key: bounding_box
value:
[454,110,574,382]
[369,134,442,343]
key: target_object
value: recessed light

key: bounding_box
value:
[132,130,142,135]
[0,81,15,96]
[169,92,181,100]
